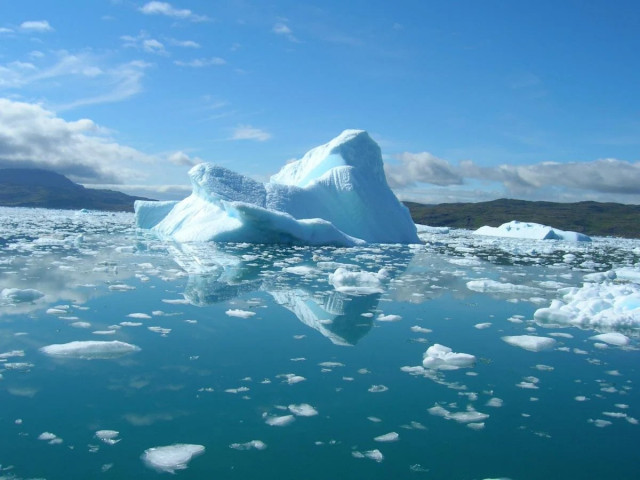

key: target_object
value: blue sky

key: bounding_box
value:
[1,0,639,203]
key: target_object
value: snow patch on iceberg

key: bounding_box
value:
[135,130,419,246]
[474,220,591,242]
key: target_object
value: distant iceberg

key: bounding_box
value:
[474,220,591,242]
[135,130,419,246]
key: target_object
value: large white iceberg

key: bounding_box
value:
[135,130,419,246]
[474,220,591,242]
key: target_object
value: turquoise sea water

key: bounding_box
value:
[1,208,639,479]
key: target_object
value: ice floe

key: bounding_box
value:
[474,220,591,242]
[142,444,205,473]
[501,335,557,352]
[422,344,476,370]
[40,340,140,359]
[328,267,387,295]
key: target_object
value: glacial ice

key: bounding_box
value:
[135,130,419,246]
[142,444,205,473]
[474,220,592,242]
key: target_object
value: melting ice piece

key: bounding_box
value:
[534,282,640,329]
[40,340,140,359]
[501,335,557,352]
[288,403,319,416]
[95,430,120,445]
[264,414,296,427]
[142,444,205,473]
[328,268,387,295]
[135,130,419,246]
[474,220,591,242]
[225,309,256,318]
[374,432,399,442]
[589,332,630,346]
[1,288,45,303]
[229,440,267,450]
[422,344,476,370]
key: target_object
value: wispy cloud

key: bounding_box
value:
[168,38,201,48]
[231,125,271,142]
[168,151,202,166]
[272,22,298,43]
[139,1,208,22]
[174,57,226,67]
[121,32,167,55]
[19,20,53,32]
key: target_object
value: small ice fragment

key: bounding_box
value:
[364,449,384,462]
[422,344,475,370]
[226,309,256,318]
[374,432,399,442]
[377,314,402,322]
[38,432,58,441]
[288,403,318,416]
[589,333,630,346]
[265,415,295,427]
[467,422,485,430]
[40,340,140,359]
[127,313,151,319]
[474,322,492,329]
[501,335,556,352]
[368,385,388,393]
[486,398,503,408]
[141,444,205,473]
[410,325,432,334]
[367,416,382,423]
[96,430,120,445]
[229,440,267,450]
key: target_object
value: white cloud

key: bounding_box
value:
[231,125,271,142]
[168,151,201,166]
[121,32,167,55]
[174,57,226,67]
[0,27,14,34]
[139,2,208,22]
[168,38,201,48]
[387,150,640,204]
[0,98,154,184]
[272,22,298,42]
[19,20,53,32]
[385,152,462,187]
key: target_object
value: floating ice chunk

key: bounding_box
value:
[374,432,399,442]
[279,373,306,384]
[71,321,91,328]
[475,322,492,329]
[534,282,640,329]
[96,430,121,445]
[38,432,58,441]
[136,130,419,245]
[225,309,256,318]
[428,404,489,424]
[1,288,44,303]
[109,284,135,291]
[377,313,402,322]
[40,340,140,359]
[353,449,384,462]
[410,325,432,334]
[368,384,389,393]
[466,279,540,295]
[282,265,316,276]
[589,332,630,346]
[288,403,319,416]
[229,440,267,450]
[265,414,295,427]
[501,335,557,352]
[422,344,476,370]
[127,313,151,319]
[328,268,387,295]
[474,220,591,242]
[142,444,205,473]
[486,398,504,408]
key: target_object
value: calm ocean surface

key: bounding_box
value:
[1,208,639,479]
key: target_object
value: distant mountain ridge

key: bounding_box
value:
[404,198,640,239]
[0,168,153,212]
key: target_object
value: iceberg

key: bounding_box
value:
[142,444,205,473]
[135,130,419,246]
[474,220,591,242]
[40,340,140,359]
